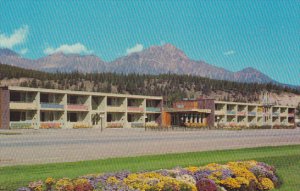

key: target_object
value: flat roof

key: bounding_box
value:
[6,86,163,100]
[214,100,295,108]
[164,108,211,113]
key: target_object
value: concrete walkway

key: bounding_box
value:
[0,128,300,166]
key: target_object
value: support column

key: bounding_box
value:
[62,93,67,128]
[35,92,40,129]
[0,87,10,129]
[86,95,92,127]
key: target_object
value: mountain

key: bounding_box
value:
[0,48,19,57]
[233,67,275,84]
[109,44,234,81]
[36,52,106,73]
[0,45,277,84]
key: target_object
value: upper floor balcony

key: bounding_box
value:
[107,106,126,112]
[248,111,256,116]
[67,104,89,111]
[40,103,64,110]
[146,107,161,113]
[227,110,236,115]
[127,106,144,113]
[215,110,226,115]
[237,111,247,116]
[9,102,37,110]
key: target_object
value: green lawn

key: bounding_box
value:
[1,145,299,191]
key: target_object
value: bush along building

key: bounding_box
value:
[0,86,296,129]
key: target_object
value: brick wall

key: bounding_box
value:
[0,87,10,129]
[197,99,215,127]
[173,100,198,109]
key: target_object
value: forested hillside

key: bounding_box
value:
[1,63,299,106]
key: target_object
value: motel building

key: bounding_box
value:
[0,86,296,129]
[162,99,296,128]
[0,86,162,129]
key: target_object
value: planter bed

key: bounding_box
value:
[18,160,280,191]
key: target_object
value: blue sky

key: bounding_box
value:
[0,1,299,85]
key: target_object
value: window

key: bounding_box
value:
[68,113,77,122]
[107,113,112,122]
[40,94,49,103]
[10,91,21,102]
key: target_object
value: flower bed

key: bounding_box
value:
[184,123,207,128]
[18,160,280,191]
[73,123,92,129]
[145,122,159,129]
[40,122,62,129]
[272,124,295,129]
[10,122,34,129]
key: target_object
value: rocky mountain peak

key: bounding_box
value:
[238,67,261,73]
[0,45,279,84]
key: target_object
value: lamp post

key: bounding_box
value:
[99,113,104,132]
[217,116,220,129]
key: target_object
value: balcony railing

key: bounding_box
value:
[227,111,236,115]
[272,112,280,117]
[41,103,64,109]
[257,112,263,116]
[146,107,161,112]
[288,113,295,117]
[279,113,287,117]
[10,102,37,110]
[10,121,34,129]
[248,112,256,116]
[107,106,126,112]
[215,110,226,115]
[67,104,88,111]
[237,111,247,116]
[127,107,144,112]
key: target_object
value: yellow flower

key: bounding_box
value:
[55,178,74,191]
[205,163,223,171]
[186,166,199,173]
[259,178,275,190]
[220,177,241,189]
[106,176,120,184]
[228,165,258,183]
[235,177,249,186]
[45,177,55,185]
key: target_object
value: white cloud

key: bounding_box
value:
[44,43,92,55]
[223,50,236,56]
[126,43,144,55]
[20,48,28,55]
[0,25,29,48]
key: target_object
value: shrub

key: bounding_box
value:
[73,123,92,129]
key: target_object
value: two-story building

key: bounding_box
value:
[0,86,162,129]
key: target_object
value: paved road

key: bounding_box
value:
[0,128,300,166]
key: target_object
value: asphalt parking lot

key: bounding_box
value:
[0,128,300,166]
